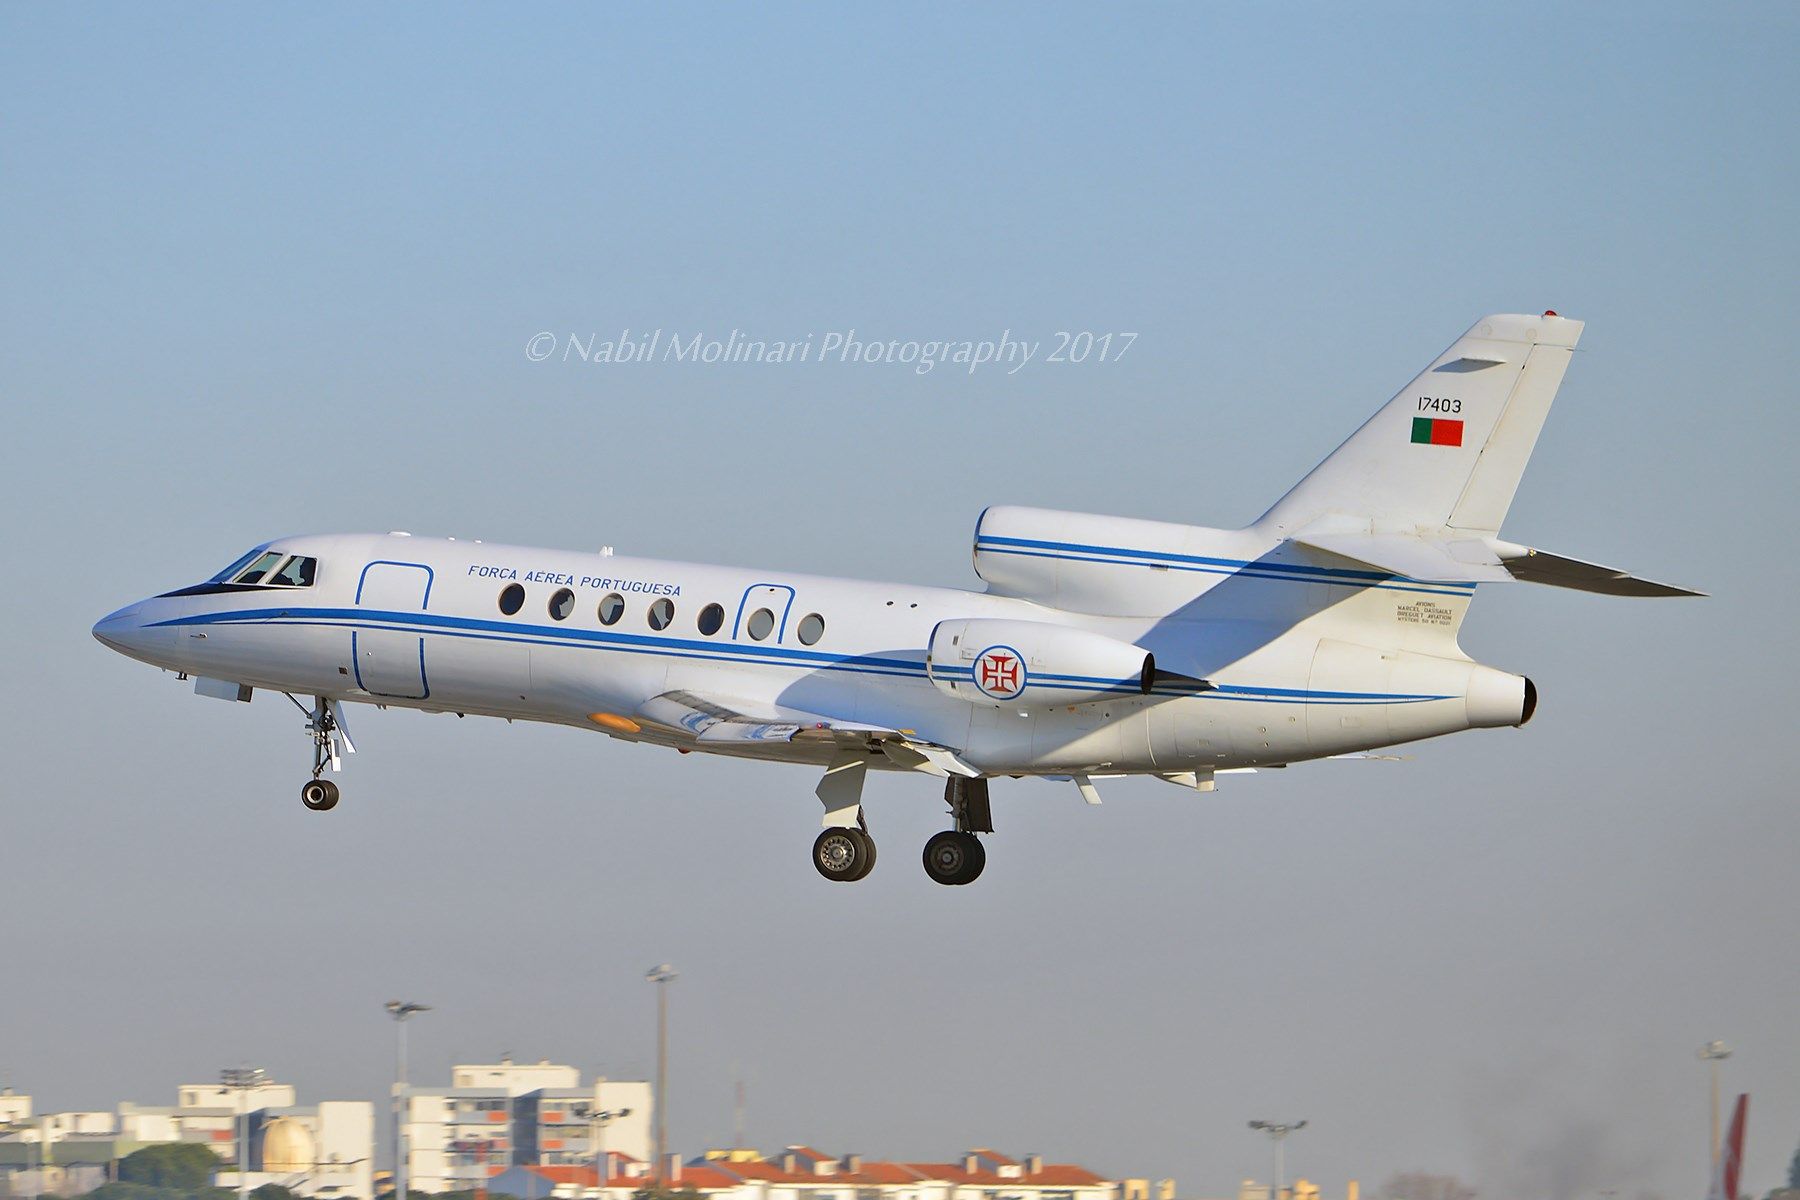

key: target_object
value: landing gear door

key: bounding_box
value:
[353,561,432,700]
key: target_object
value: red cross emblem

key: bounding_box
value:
[975,646,1024,698]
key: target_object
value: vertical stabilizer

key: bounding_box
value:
[1707,1094,1748,1200]
[1258,313,1583,537]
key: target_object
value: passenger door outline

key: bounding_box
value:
[352,560,433,699]
[733,583,796,645]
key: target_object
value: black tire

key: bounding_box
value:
[923,830,984,886]
[813,826,869,882]
[301,779,340,811]
[848,828,878,881]
[957,833,986,884]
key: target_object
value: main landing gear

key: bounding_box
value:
[288,694,354,812]
[812,823,877,882]
[923,777,990,886]
[809,755,994,886]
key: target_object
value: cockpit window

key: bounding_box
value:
[233,551,287,584]
[267,556,316,587]
[211,546,271,582]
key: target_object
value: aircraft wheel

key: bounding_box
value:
[301,779,340,811]
[813,826,874,882]
[923,830,985,886]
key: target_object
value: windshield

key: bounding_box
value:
[202,545,318,589]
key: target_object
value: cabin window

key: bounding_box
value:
[498,583,525,615]
[745,607,775,641]
[797,612,825,645]
[233,551,286,584]
[647,597,675,630]
[267,556,316,587]
[697,603,724,636]
[598,593,625,625]
[548,587,576,621]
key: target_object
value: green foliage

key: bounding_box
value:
[116,1144,223,1190]
[251,1185,298,1200]
[83,1183,234,1200]
[632,1187,705,1200]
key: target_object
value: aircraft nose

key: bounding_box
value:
[93,602,151,656]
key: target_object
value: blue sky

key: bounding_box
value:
[3,5,1797,1198]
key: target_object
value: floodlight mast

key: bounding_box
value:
[1697,1040,1732,1168]
[386,1001,431,1200]
[221,1066,268,1200]
[1248,1119,1308,1200]
[645,965,678,1175]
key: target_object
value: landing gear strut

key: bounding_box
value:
[923,777,990,886]
[289,694,354,812]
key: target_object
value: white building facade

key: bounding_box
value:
[402,1061,651,1193]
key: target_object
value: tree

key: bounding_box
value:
[116,1144,224,1191]
[1790,1136,1800,1189]
[632,1187,705,1200]
[1377,1174,1477,1200]
[251,1185,298,1200]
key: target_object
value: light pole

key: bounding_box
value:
[584,1088,633,1189]
[645,965,678,1176]
[1698,1041,1732,1168]
[1249,1120,1308,1200]
[222,1066,268,1200]
[387,1001,431,1200]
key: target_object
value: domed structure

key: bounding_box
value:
[260,1117,317,1174]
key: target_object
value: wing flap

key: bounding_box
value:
[635,690,979,775]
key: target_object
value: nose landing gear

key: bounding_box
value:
[301,778,340,811]
[288,694,354,811]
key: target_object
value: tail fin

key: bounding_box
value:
[1259,313,1583,537]
[1707,1094,1747,1200]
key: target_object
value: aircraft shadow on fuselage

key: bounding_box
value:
[1132,542,1398,680]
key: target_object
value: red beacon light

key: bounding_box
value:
[1543,309,1558,317]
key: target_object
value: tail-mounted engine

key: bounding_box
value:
[926,618,1154,707]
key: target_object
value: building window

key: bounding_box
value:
[697,602,724,636]
[648,598,675,630]
[746,607,775,641]
[598,592,625,625]
[498,584,525,615]
[797,612,825,645]
[548,587,576,621]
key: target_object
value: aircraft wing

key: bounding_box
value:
[1292,531,1703,597]
[635,690,980,776]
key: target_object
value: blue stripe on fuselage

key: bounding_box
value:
[149,606,1453,706]
[975,535,1478,598]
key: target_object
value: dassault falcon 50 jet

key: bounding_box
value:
[94,313,1696,885]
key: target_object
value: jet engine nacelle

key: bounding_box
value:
[926,618,1154,707]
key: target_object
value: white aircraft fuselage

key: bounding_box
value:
[93,527,1525,776]
[93,313,1696,884]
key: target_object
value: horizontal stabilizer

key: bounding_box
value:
[1494,543,1704,597]
[1292,532,1702,597]
[1294,531,1512,583]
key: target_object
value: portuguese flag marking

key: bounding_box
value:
[1411,416,1463,446]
